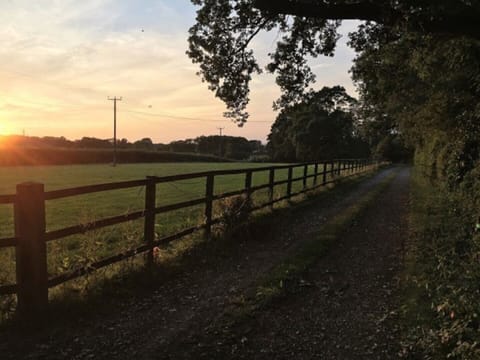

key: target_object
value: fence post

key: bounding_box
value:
[204,174,214,238]
[245,170,253,200]
[269,168,275,209]
[303,164,308,190]
[313,163,318,186]
[337,160,341,176]
[14,182,48,318]
[330,161,335,181]
[144,177,156,268]
[322,162,327,185]
[287,166,293,198]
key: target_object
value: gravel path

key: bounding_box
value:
[168,167,410,359]
[2,167,404,359]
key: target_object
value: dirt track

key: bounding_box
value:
[2,166,409,359]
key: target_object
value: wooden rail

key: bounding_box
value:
[0,159,381,316]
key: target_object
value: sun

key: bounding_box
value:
[0,118,14,136]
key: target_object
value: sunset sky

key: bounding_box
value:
[0,0,358,143]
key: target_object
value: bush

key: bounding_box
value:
[403,168,480,359]
[217,195,252,233]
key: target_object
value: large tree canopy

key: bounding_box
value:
[267,86,370,161]
[187,0,480,124]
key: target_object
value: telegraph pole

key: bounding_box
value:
[217,127,224,157]
[108,96,122,166]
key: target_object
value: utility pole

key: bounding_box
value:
[108,96,122,166]
[217,127,224,157]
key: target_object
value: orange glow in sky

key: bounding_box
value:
[0,1,357,143]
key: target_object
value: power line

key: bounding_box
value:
[123,109,272,123]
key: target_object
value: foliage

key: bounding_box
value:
[0,134,265,161]
[267,86,370,161]
[402,170,480,359]
[170,135,265,160]
[188,0,340,123]
[373,134,412,162]
[188,0,480,123]
[217,195,252,233]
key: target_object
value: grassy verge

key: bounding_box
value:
[220,168,398,323]
[399,169,480,359]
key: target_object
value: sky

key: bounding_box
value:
[0,0,359,143]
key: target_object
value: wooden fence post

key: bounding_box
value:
[322,162,327,185]
[287,167,293,198]
[14,182,48,318]
[204,174,214,238]
[269,168,275,209]
[313,163,318,186]
[144,177,156,268]
[330,161,335,180]
[303,164,308,190]
[244,170,253,212]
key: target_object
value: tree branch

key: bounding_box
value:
[234,17,271,56]
[253,0,396,23]
[253,0,480,39]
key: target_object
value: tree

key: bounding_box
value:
[267,86,369,161]
[169,139,197,153]
[188,0,480,124]
[133,137,154,150]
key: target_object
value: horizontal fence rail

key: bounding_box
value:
[0,159,382,316]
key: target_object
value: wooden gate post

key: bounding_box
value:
[14,182,48,318]
[268,168,275,210]
[144,177,157,267]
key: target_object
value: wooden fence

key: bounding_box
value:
[0,159,379,316]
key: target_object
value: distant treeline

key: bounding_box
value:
[0,135,267,164]
[0,148,227,166]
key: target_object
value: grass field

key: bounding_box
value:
[0,162,325,292]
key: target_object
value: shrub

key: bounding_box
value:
[217,195,252,233]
